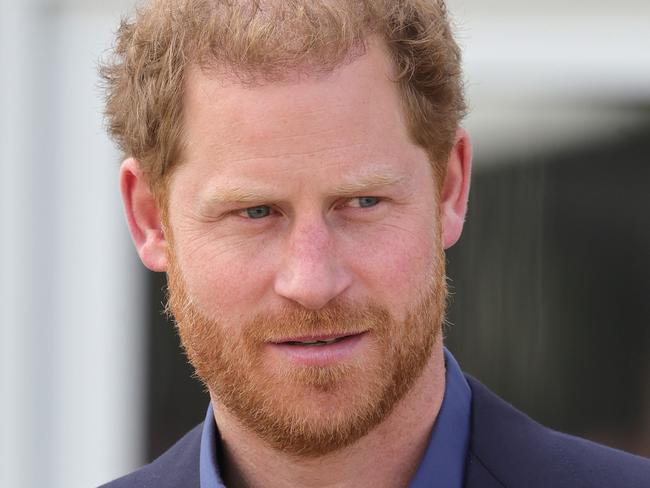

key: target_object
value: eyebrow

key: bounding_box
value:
[201,171,407,207]
[333,172,406,195]
[202,186,274,205]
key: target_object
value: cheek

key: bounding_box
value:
[340,219,440,308]
[173,232,280,319]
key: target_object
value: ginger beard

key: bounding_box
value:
[166,242,448,457]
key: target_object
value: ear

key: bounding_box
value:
[120,158,168,272]
[440,128,472,249]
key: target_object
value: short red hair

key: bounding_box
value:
[100,0,466,202]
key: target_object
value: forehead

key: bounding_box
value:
[186,41,404,135]
[175,40,429,194]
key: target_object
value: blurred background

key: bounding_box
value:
[0,0,648,486]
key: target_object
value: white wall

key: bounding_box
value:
[0,1,145,487]
[448,0,650,163]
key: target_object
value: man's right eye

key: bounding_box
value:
[240,205,272,219]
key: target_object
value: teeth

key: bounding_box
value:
[288,338,342,346]
[319,338,339,344]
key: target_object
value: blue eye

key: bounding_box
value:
[356,197,380,208]
[245,205,272,219]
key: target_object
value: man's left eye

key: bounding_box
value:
[349,197,380,208]
[242,205,272,219]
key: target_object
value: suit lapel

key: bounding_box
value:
[464,452,505,488]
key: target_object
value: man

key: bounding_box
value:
[100,0,650,487]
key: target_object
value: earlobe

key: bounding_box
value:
[440,128,472,250]
[120,158,168,272]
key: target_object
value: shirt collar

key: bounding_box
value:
[199,348,471,488]
[199,402,225,488]
[408,348,472,488]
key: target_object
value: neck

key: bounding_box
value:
[211,342,446,488]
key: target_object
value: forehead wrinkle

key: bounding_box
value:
[228,142,371,163]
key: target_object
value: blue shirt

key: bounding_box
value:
[199,349,472,487]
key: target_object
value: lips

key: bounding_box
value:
[285,337,346,346]
[268,332,368,366]
[273,332,365,345]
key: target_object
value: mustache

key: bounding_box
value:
[242,300,392,343]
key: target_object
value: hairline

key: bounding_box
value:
[153,34,450,210]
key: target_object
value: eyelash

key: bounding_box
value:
[237,205,276,220]
[235,197,383,220]
[346,196,381,209]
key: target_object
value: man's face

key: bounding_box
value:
[164,43,448,455]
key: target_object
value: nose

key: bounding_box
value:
[274,218,351,310]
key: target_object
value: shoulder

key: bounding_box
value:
[464,375,650,488]
[98,423,203,488]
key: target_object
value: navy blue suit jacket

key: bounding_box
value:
[101,376,650,487]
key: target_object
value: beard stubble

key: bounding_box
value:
[166,245,447,457]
